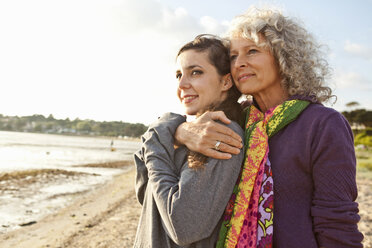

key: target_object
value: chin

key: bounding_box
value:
[184,107,199,116]
[185,111,197,116]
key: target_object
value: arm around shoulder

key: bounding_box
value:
[146,119,244,245]
[162,121,244,245]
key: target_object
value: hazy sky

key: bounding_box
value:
[1,0,371,125]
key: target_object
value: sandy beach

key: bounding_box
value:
[0,165,371,248]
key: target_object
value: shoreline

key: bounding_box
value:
[0,166,141,248]
[0,130,141,142]
[0,161,134,235]
[0,167,371,248]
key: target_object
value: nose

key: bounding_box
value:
[178,75,190,89]
[233,54,247,69]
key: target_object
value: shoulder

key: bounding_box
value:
[303,103,342,118]
[298,103,350,129]
[278,103,354,148]
[225,120,244,139]
[149,112,186,128]
[145,112,186,137]
[296,104,354,147]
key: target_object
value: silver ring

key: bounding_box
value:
[215,141,221,151]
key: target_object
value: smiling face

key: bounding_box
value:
[229,36,283,97]
[176,50,232,115]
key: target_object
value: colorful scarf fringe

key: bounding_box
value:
[216,100,309,248]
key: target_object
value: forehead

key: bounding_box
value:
[176,50,210,67]
[230,37,255,49]
[230,34,267,50]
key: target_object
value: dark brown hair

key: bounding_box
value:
[177,34,243,169]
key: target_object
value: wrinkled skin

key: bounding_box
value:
[174,111,243,159]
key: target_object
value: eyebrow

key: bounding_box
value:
[176,64,203,73]
[230,44,258,52]
[186,65,203,69]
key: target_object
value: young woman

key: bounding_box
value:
[133,35,245,247]
[175,8,363,248]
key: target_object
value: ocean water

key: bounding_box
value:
[0,131,140,172]
[0,131,141,233]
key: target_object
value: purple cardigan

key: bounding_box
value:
[267,102,363,247]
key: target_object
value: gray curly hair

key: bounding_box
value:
[226,7,334,103]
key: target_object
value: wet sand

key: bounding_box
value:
[0,166,371,248]
[0,161,133,234]
[0,165,140,248]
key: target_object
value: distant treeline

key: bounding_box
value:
[341,108,372,147]
[1,108,371,140]
[341,109,372,128]
[0,114,147,138]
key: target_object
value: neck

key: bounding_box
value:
[196,93,229,117]
[253,87,289,113]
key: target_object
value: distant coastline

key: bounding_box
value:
[0,113,147,138]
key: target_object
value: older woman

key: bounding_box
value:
[174,8,363,248]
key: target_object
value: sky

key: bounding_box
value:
[0,0,371,125]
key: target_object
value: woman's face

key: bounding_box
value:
[176,50,231,115]
[230,36,282,96]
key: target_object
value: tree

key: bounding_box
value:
[356,110,372,127]
[4,123,13,131]
[30,114,46,121]
[76,121,92,132]
[342,109,372,127]
[15,118,26,130]
[46,123,54,131]
[346,101,360,109]
[0,113,147,137]
[47,114,54,120]
[34,124,42,132]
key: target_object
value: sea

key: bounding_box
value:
[0,131,141,233]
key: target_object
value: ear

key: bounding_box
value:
[221,73,233,92]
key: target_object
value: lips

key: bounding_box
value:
[238,73,255,82]
[182,95,198,104]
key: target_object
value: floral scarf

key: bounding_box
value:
[216,100,310,248]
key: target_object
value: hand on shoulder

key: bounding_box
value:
[174,111,243,159]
